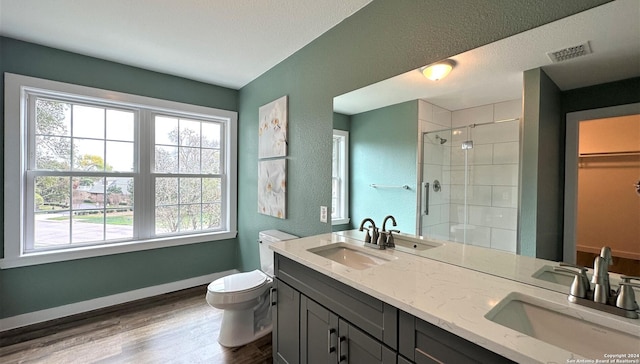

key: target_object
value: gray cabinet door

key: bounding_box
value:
[338,319,396,364]
[300,295,339,364]
[273,279,301,364]
[399,310,514,364]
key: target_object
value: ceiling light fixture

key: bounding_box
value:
[420,59,455,81]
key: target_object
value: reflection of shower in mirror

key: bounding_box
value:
[435,135,447,144]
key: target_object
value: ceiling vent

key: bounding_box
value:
[547,41,592,63]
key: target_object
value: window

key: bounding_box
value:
[332,129,349,225]
[3,73,237,268]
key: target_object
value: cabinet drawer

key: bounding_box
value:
[399,311,514,364]
[275,254,397,349]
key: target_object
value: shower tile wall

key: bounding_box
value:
[419,99,521,253]
[449,99,521,252]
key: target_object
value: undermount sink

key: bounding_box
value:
[309,243,394,270]
[531,265,576,286]
[393,237,440,251]
[485,292,640,359]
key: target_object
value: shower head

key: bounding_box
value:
[435,135,447,144]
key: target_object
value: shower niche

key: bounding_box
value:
[419,99,521,253]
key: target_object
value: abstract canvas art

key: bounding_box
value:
[258,96,288,159]
[257,159,286,219]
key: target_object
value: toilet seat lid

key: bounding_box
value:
[208,270,268,294]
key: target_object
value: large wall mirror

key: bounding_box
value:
[332,0,639,292]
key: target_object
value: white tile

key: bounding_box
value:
[491,164,519,186]
[449,204,466,224]
[441,170,451,185]
[423,164,442,182]
[467,144,493,165]
[451,127,468,145]
[427,182,445,206]
[422,121,445,133]
[494,99,522,121]
[471,120,519,144]
[449,168,466,185]
[424,223,450,241]
[468,225,491,248]
[439,204,450,224]
[470,165,491,185]
[492,186,518,208]
[424,202,442,225]
[472,165,518,186]
[424,142,445,164]
[432,105,451,127]
[491,228,517,252]
[450,185,466,205]
[419,100,433,122]
[452,104,493,128]
[493,142,519,164]
[468,206,517,230]
[450,146,466,166]
[466,186,492,206]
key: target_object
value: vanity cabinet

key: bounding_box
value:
[273,278,301,364]
[273,253,513,364]
[274,253,397,364]
[398,311,515,364]
[300,296,396,364]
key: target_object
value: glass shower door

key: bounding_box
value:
[420,119,520,252]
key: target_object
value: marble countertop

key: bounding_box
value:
[270,232,640,364]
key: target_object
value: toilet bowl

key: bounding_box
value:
[205,230,298,347]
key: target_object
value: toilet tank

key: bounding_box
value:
[259,230,298,276]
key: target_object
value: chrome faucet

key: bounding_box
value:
[380,215,399,248]
[558,246,639,319]
[358,218,380,247]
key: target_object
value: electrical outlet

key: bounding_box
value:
[320,206,328,223]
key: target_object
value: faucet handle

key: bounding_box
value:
[386,230,400,248]
[558,263,590,291]
[360,226,371,243]
[620,276,640,283]
[376,230,387,246]
[554,267,589,300]
[616,282,640,311]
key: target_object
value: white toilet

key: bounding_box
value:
[205,230,298,347]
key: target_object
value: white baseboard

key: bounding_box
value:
[0,269,239,332]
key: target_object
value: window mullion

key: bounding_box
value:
[137,109,153,239]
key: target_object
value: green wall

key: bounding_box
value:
[350,101,418,233]
[333,112,350,132]
[1,0,612,320]
[0,37,239,318]
[236,0,609,271]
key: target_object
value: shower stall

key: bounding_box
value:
[419,118,520,252]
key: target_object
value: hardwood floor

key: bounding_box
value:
[0,285,273,364]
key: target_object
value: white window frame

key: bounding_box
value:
[332,129,350,225]
[2,73,238,268]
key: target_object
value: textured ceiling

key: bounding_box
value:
[0,0,372,88]
[334,0,640,114]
